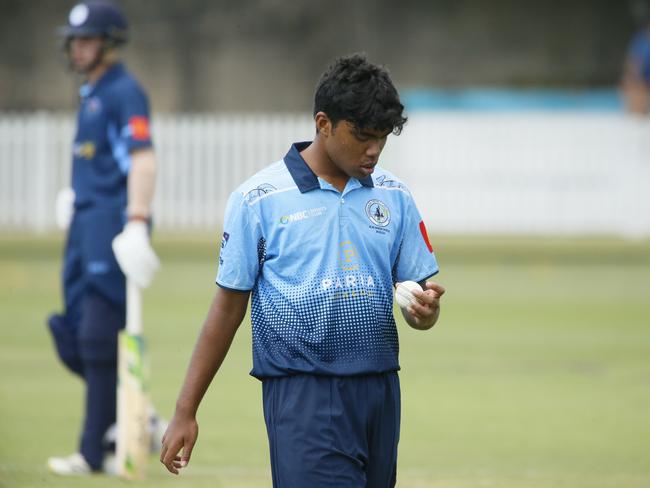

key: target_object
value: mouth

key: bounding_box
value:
[359,162,376,176]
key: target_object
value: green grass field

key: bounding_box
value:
[1,234,649,488]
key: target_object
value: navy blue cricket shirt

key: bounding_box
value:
[72,62,152,209]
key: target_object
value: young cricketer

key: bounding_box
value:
[161,53,445,487]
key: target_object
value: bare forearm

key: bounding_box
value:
[128,148,156,218]
[174,290,249,417]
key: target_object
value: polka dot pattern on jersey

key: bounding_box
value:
[250,262,399,376]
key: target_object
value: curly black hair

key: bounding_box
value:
[313,53,407,135]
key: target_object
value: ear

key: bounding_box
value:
[314,112,333,137]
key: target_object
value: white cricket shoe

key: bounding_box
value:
[47,453,92,476]
[102,453,117,476]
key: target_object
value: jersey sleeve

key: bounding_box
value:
[116,83,153,152]
[392,194,439,284]
[216,191,264,291]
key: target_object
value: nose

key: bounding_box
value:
[366,139,383,158]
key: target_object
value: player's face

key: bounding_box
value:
[326,121,390,180]
[68,36,104,74]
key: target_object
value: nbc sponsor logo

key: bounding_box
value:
[280,206,326,225]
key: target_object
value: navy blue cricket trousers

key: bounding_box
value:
[47,206,126,470]
[262,372,400,488]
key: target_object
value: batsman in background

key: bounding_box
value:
[46,0,160,476]
[161,54,445,487]
[622,11,650,114]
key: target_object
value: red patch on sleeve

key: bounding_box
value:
[419,220,433,252]
[129,116,150,141]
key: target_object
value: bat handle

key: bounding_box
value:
[126,279,143,335]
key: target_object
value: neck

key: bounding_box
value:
[86,62,111,84]
[300,138,349,192]
[85,49,119,84]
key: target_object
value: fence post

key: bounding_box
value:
[33,112,51,233]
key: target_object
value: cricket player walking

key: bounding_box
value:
[161,54,445,487]
[46,0,161,476]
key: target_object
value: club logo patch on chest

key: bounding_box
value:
[365,199,390,227]
[86,97,102,115]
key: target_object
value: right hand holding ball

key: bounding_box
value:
[395,280,422,309]
[395,280,446,330]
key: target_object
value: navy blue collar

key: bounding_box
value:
[283,141,374,193]
[80,62,125,98]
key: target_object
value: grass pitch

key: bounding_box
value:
[0,234,649,488]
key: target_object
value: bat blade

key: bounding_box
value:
[116,281,151,479]
[116,331,150,479]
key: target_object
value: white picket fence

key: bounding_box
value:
[1,111,649,236]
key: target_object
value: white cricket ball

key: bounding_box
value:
[395,280,421,309]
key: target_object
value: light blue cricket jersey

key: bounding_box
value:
[216,142,439,379]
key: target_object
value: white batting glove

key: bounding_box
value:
[112,221,160,288]
[55,187,75,231]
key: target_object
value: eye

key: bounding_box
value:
[353,130,374,142]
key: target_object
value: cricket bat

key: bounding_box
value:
[116,280,151,479]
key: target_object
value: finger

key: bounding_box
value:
[165,452,184,475]
[159,444,167,464]
[407,303,424,318]
[411,289,436,306]
[162,453,178,475]
[161,439,183,474]
[165,458,179,475]
[408,305,425,319]
[410,296,439,316]
[425,282,446,297]
[180,437,197,468]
